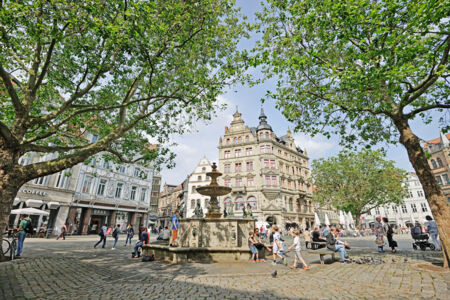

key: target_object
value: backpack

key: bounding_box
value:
[112,228,117,238]
[98,230,104,237]
[24,220,33,234]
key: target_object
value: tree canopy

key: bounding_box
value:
[0,0,248,180]
[311,149,408,223]
[253,0,449,145]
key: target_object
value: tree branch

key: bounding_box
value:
[0,120,18,145]
[0,63,24,116]
[406,103,450,118]
[401,35,450,107]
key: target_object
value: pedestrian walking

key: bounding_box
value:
[425,215,441,251]
[111,224,121,250]
[133,226,150,258]
[56,224,67,240]
[170,210,179,247]
[374,216,385,252]
[288,230,310,270]
[94,224,107,248]
[124,224,134,246]
[271,225,284,265]
[382,217,397,253]
[16,214,31,257]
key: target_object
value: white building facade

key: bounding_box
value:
[361,172,433,227]
[12,135,155,235]
[186,157,212,218]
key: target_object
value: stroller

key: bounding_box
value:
[411,226,435,251]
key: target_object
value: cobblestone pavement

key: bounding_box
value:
[0,235,448,299]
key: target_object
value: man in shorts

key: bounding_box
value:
[170,210,179,247]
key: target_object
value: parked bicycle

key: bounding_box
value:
[2,230,17,260]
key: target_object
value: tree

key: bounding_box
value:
[253,0,450,267]
[0,0,247,258]
[312,150,408,225]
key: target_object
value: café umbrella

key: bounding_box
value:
[339,211,346,228]
[10,207,49,216]
[314,212,321,226]
[324,213,330,226]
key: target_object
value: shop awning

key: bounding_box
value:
[11,207,49,216]
[47,201,60,209]
[26,199,43,208]
[13,197,21,205]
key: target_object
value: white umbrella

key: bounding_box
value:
[324,213,330,226]
[314,212,321,226]
[10,207,49,216]
[339,210,346,226]
[347,211,355,228]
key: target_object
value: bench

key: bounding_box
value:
[307,248,336,264]
[310,241,326,250]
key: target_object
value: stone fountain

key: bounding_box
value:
[143,163,255,263]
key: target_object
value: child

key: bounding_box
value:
[288,230,310,270]
[248,232,259,262]
[271,225,284,265]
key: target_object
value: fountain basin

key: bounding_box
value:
[196,185,231,197]
[143,217,255,263]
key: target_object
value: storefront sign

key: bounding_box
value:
[21,189,47,196]
[92,209,111,216]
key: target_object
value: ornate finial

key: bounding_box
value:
[211,162,217,171]
[235,106,239,113]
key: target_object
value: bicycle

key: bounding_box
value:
[2,230,17,260]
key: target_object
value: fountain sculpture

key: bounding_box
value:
[143,163,255,263]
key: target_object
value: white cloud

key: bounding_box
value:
[160,95,235,185]
[293,133,337,159]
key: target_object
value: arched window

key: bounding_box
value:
[226,138,230,144]
[235,197,244,210]
[197,175,202,181]
[202,167,206,172]
[245,135,249,142]
[224,197,232,208]
[234,137,237,144]
[431,159,437,169]
[247,196,257,209]
[238,136,242,143]
[437,157,444,168]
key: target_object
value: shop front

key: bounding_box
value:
[68,204,149,235]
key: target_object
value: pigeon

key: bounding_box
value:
[404,258,408,263]
[271,270,277,278]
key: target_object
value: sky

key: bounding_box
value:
[159,1,447,186]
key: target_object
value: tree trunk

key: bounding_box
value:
[394,117,450,268]
[0,141,25,260]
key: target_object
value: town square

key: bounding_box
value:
[1,0,449,299]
